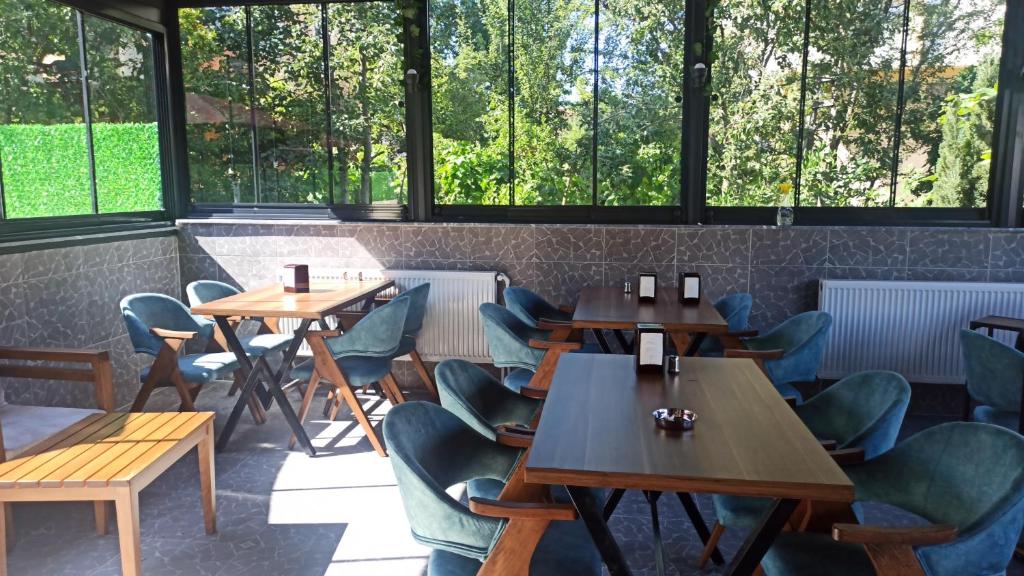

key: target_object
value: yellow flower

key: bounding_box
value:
[778,182,793,195]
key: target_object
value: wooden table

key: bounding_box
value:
[525,354,854,576]
[0,412,215,576]
[572,288,729,354]
[191,280,394,455]
[970,315,1024,350]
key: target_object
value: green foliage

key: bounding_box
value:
[0,123,161,217]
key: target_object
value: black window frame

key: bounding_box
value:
[0,0,174,243]
[171,0,1024,228]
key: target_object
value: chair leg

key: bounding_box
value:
[378,379,398,405]
[697,522,725,569]
[328,392,343,421]
[171,372,197,412]
[383,373,406,404]
[130,371,162,412]
[290,372,321,450]
[408,349,437,400]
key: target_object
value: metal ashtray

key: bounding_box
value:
[652,408,697,432]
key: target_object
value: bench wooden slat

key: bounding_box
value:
[60,442,139,488]
[0,413,123,485]
[85,442,159,488]
[108,414,211,485]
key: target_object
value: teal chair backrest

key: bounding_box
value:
[479,302,547,371]
[715,293,753,333]
[436,359,540,441]
[794,370,910,459]
[384,401,519,560]
[185,280,239,307]
[120,293,214,356]
[398,283,431,337]
[503,287,570,328]
[326,296,411,358]
[961,328,1024,413]
[845,422,1024,576]
[747,311,832,385]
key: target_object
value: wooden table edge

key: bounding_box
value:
[571,320,730,333]
[190,280,396,320]
[523,467,855,503]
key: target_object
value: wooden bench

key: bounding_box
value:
[0,412,216,576]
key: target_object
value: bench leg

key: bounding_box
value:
[198,421,217,535]
[94,501,109,536]
[0,502,7,576]
[115,490,141,576]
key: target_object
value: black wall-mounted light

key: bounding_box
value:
[692,62,707,89]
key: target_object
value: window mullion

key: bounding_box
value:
[591,0,599,207]
[792,0,812,208]
[889,0,913,208]
[508,0,515,206]
[245,6,261,204]
[321,3,335,206]
[75,10,99,215]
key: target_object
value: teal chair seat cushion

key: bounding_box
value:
[973,405,1021,431]
[240,333,293,355]
[711,494,773,530]
[762,532,874,576]
[427,519,601,576]
[140,352,241,384]
[467,478,505,501]
[504,368,534,393]
[290,356,393,388]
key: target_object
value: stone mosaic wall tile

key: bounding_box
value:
[0,252,24,285]
[341,224,406,262]
[827,228,908,268]
[534,225,603,263]
[825,267,907,281]
[603,262,675,292]
[989,232,1024,270]
[908,230,990,269]
[751,228,827,266]
[988,269,1024,283]
[22,246,85,280]
[749,266,825,330]
[904,268,989,282]
[604,227,675,264]
[677,228,751,266]
[81,240,133,269]
[691,264,750,303]
[532,262,603,307]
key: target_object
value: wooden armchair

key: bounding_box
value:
[0,346,115,535]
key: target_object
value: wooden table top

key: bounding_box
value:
[0,412,213,489]
[190,280,394,320]
[572,287,729,333]
[970,315,1024,333]
[525,354,854,502]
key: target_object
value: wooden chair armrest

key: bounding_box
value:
[537,318,572,331]
[469,498,577,521]
[520,386,548,400]
[495,425,535,448]
[149,327,199,341]
[0,346,109,364]
[724,348,785,361]
[558,304,575,314]
[819,439,838,450]
[307,329,343,339]
[828,447,866,466]
[832,523,956,546]
[528,339,582,351]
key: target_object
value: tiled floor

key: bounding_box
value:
[5,382,1024,576]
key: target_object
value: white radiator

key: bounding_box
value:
[819,280,1024,384]
[277,269,505,363]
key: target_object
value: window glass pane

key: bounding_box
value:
[895,0,1003,208]
[598,0,684,206]
[85,14,163,213]
[707,0,804,207]
[800,0,903,207]
[328,2,406,205]
[251,4,327,204]
[513,0,594,206]
[431,0,510,205]
[180,7,255,204]
[0,0,92,217]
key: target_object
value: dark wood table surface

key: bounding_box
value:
[571,288,729,353]
[191,280,395,455]
[526,353,853,575]
[970,315,1024,350]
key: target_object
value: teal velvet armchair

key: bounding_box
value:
[698,293,754,356]
[503,287,572,327]
[960,328,1024,434]
[761,422,1024,576]
[383,401,601,576]
[479,303,580,393]
[290,295,411,456]
[727,310,833,402]
[385,283,436,398]
[699,370,912,568]
[185,280,294,356]
[121,293,240,412]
